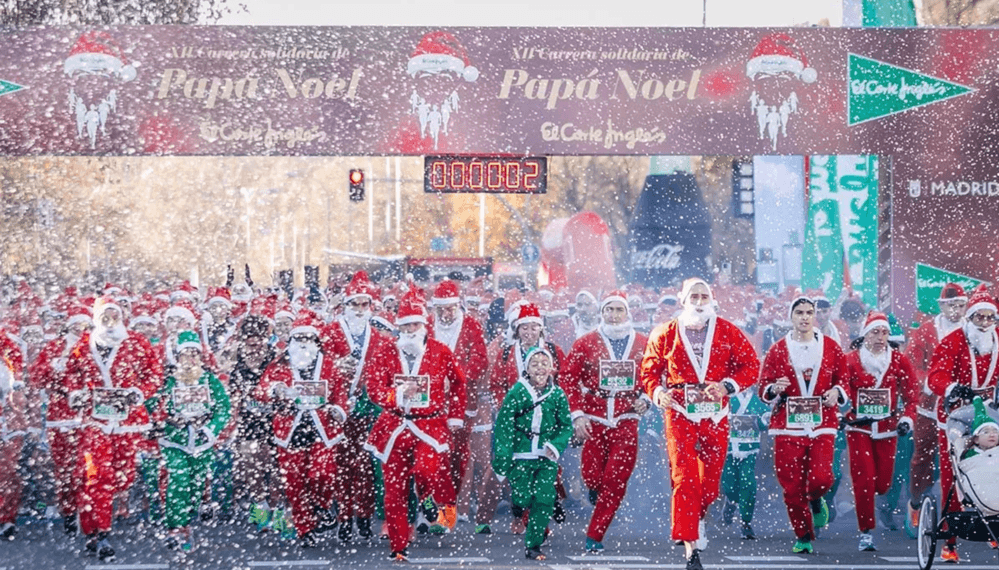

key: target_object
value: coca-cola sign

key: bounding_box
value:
[631,244,684,270]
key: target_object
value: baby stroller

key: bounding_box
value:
[917,401,999,570]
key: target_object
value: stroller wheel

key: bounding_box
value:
[917,495,938,570]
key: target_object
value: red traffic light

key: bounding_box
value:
[349,169,364,184]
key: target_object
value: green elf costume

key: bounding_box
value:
[492,346,572,561]
[145,330,231,551]
[962,396,999,460]
[720,388,770,540]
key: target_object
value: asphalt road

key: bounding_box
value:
[3,435,997,570]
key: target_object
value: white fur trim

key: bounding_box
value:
[447,418,464,429]
[967,302,998,317]
[861,318,890,338]
[163,306,196,325]
[395,314,427,326]
[289,325,319,338]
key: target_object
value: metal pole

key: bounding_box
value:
[395,157,402,243]
[368,157,374,253]
[479,194,486,257]
[703,0,707,26]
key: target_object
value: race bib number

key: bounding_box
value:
[786,397,822,429]
[92,387,131,421]
[294,381,328,411]
[395,374,431,409]
[730,414,760,443]
[684,384,723,420]
[599,360,636,392]
[856,388,891,421]
[173,385,211,418]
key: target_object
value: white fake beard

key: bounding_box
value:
[938,314,962,337]
[678,304,716,329]
[398,328,427,357]
[176,362,203,385]
[434,312,462,347]
[344,310,371,336]
[600,321,633,340]
[64,333,81,350]
[966,322,996,355]
[93,323,127,348]
[288,341,320,370]
[859,345,891,378]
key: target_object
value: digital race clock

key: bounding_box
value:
[424,155,547,194]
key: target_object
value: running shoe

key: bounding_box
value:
[586,537,604,552]
[0,523,15,541]
[792,539,814,554]
[526,546,546,560]
[686,549,703,570]
[741,522,756,540]
[390,549,408,562]
[722,500,737,526]
[941,544,960,563]
[474,524,491,535]
[858,533,876,552]
[810,497,830,529]
[97,539,116,563]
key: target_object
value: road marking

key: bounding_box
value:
[725,556,806,562]
[85,566,170,570]
[566,556,650,562]
[247,562,330,567]
[548,564,999,570]
[879,557,914,562]
[407,558,491,564]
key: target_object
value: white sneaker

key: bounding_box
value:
[695,519,708,550]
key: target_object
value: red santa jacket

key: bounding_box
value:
[253,351,347,448]
[489,338,566,409]
[843,348,919,439]
[31,335,82,430]
[640,317,760,422]
[431,312,489,419]
[321,317,397,415]
[63,331,162,435]
[0,334,28,440]
[927,326,999,422]
[758,333,848,437]
[563,327,650,427]
[365,336,467,462]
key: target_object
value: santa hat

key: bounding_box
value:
[860,311,890,338]
[601,290,630,313]
[513,303,543,329]
[231,283,253,304]
[407,31,479,83]
[102,282,123,297]
[523,345,554,370]
[176,330,202,353]
[289,310,323,339]
[274,300,296,322]
[371,310,397,334]
[939,282,968,302]
[163,302,197,327]
[745,32,817,84]
[128,301,158,329]
[546,292,570,318]
[972,396,999,436]
[19,312,43,337]
[206,286,233,308]
[64,31,137,82]
[344,271,379,303]
[679,278,713,305]
[395,291,428,326]
[432,279,462,306]
[575,289,597,306]
[66,304,93,329]
[788,295,816,320]
[171,281,198,303]
[966,284,997,318]
[92,295,123,320]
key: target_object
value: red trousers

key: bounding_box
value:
[382,429,455,553]
[449,423,471,496]
[938,428,963,513]
[0,438,23,525]
[846,432,897,532]
[582,420,638,542]
[664,409,728,541]
[333,416,375,521]
[773,434,835,541]
[49,429,83,517]
[78,428,140,536]
[276,443,337,536]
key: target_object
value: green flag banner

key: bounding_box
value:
[915,263,988,315]
[803,155,879,308]
[0,79,25,98]
[862,0,917,27]
[848,54,976,126]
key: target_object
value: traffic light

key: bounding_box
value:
[349,169,365,202]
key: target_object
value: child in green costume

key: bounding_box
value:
[146,331,231,551]
[492,346,572,561]
[720,387,770,540]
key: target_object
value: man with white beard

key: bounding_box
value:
[563,290,651,553]
[905,283,966,533]
[842,312,918,552]
[641,278,760,570]
[572,290,601,340]
[322,271,397,544]
[430,280,489,514]
[63,296,162,562]
[365,291,466,561]
[29,304,92,535]
[928,284,999,563]
[254,311,346,548]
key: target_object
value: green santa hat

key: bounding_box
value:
[887,313,906,344]
[176,330,202,352]
[522,345,554,378]
[972,396,998,436]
